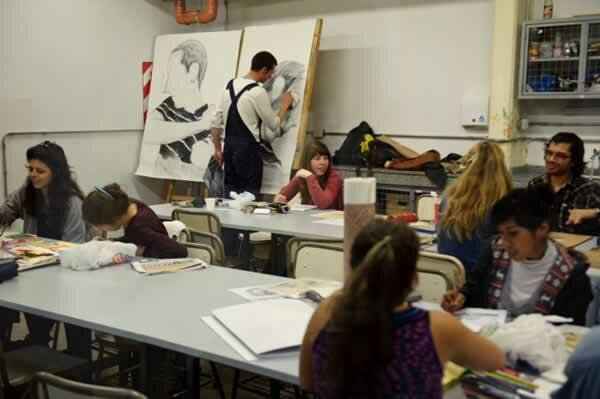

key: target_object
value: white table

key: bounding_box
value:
[0,265,562,398]
[0,265,301,385]
[151,203,344,240]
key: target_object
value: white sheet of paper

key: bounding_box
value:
[212,298,314,355]
[313,219,344,227]
[229,284,281,301]
[290,204,317,212]
[456,308,507,332]
[202,316,257,361]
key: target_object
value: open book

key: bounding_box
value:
[131,258,208,275]
[211,298,314,356]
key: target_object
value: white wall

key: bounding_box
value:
[2,0,598,204]
[0,0,213,200]
[227,0,494,151]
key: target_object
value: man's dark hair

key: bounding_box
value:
[251,51,277,72]
[491,188,551,231]
[547,132,586,177]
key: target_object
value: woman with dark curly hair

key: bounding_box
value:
[0,141,85,242]
[0,141,89,360]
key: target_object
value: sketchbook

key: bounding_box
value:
[212,298,314,356]
[131,258,208,275]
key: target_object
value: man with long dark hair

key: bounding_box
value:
[528,132,600,235]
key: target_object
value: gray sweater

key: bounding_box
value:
[0,184,86,243]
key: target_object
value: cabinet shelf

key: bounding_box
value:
[528,57,579,62]
[520,17,600,99]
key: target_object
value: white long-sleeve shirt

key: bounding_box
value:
[209,78,281,142]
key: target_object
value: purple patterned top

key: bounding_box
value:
[311,307,443,399]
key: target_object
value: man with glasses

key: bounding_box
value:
[528,132,600,235]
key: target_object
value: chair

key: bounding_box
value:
[93,333,147,391]
[171,209,222,236]
[183,242,217,265]
[417,251,466,289]
[180,228,225,266]
[32,371,147,398]
[287,237,345,282]
[415,270,454,303]
[0,340,89,397]
[416,194,437,222]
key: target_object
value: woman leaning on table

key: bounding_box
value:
[0,141,89,360]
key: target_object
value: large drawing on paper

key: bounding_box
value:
[239,19,321,194]
[136,31,241,181]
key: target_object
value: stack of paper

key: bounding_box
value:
[210,299,314,356]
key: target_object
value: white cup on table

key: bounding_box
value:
[205,198,216,211]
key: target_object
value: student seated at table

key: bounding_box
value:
[82,183,187,259]
[552,326,600,399]
[529,132,600,235]
[437,141,512,274]
[0,141,90,359]
[299,219,505,398]
[273,142,343,209]
[442,188,593,326]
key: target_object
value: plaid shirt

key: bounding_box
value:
[529,174,600,235]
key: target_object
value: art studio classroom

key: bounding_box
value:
[2,0,600,398]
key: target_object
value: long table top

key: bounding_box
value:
[151,203,344,240]
[0,265,303,384]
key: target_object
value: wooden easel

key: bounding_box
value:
[162,180,206,202]
[292,18,323,170]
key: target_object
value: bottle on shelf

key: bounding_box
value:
[553,33,563,57]
[543,0,553,19]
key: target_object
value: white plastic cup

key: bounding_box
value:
[205,198,216,211]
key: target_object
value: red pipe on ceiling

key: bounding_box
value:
[174,0,218,25]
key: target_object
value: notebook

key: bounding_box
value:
[212,299,314,356]
[131,258,208,275]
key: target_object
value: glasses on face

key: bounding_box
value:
[544,150,571,161]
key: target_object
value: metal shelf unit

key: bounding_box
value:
[519,16,600,99]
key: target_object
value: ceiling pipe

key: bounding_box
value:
[174,0,218,25]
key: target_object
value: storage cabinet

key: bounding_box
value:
[519,17,600,99]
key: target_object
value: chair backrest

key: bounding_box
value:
[417,251,465,291]
[180,228,225,266]
[172,209,221,236]
[183,242,217,265]
[287,237,344,281]
[33,371,147,399]
[416,270,453,303]
[416,194,437,222]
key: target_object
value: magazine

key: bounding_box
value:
[4,240,78,271]
[131,258,208,275]
[7,246,59,271]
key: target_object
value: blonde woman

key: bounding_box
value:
[437,141,512,273]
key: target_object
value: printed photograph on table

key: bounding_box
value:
[238,19,321,194]
[136,31,242,181]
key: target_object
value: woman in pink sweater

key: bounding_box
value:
[274,142,343,209]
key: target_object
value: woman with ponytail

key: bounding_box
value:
[299,219,504,398]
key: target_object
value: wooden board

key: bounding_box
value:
[293,18,323,170]
[549,232,592,248]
